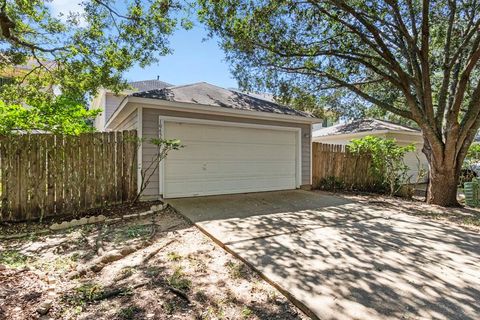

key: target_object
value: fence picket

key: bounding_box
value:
[0,130,137,222]
[312,142,375,191]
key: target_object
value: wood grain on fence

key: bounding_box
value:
[312,142,377,190]
[0,130,137,222]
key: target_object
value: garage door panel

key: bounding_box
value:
[163,121,298,198]
[165,161,296,180]
[165,177,296,198]
[167,144,296,161]
[166,122,296,144]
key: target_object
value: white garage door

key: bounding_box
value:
[162,120,299,198]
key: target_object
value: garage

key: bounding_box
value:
[105,81,319,200]
[162,118,300,198]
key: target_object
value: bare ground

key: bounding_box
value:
[0,208,307,320]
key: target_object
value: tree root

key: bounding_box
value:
[167,286,190,303]
[67,241,151,279]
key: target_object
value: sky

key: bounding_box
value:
[124,26,238,88]
[49,0,238,89]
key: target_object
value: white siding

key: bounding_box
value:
[111,109,137,131]
[105,93,126,124]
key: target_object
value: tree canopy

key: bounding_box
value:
[199,0,480,206]
[0,0,187,134]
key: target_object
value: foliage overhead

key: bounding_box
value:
[0,0,188,134]
[198,0,480,206]
[0,98,100,135]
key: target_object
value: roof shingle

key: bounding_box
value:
[313,118,420,137]
[132,82,313,118]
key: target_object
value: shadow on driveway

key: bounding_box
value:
[169,190,480,320]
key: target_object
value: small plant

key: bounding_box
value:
[317,176,345,191]
[241,307,253,318]
[132,137,183,203]
[0,250,32,268]
[167,251,182,261]
[64,282,104,306]
[144,266,162,278]
[348,136,415,196]
[115,224,152,242]
[163,301,175,314]
[167,266,191,291]
[225,261,248,279]
[115,267,136,280]
[118,305,143,320]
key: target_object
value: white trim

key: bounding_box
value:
[159,116,302,198]
[158,118,165,195]
[309,128,313,185]
[106,96,321,130]
[312,129,422,142]
[296,129,302,188]
[137,107,143,194]
[159,115,302,132]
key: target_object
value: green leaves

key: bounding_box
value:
[348,135,415,195]
[0,0,190,134]
[0,97,100,135]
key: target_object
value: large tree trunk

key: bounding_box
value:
[426,163,461,206]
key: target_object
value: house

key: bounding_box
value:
[93,80,320,199]
[312,118,429,182]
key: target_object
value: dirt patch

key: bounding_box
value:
[321,190,480,231]
[0,208,307,320]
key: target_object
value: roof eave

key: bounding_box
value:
[106,96,321,129]
[312,129,422,140]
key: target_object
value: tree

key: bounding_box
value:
[199,0,480,206]
[0,0,186,133]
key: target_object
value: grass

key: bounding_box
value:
[115,267,137,281]
[242,307,253,319]
[114,225,152,242]
[163,301,175,314]
[118,305,143,320]
[166,251,182,261]
[225,261,248,279]
[0,250,33,268]
[35,255,78,272]
[64,282,104,306]
[166,266,191,291]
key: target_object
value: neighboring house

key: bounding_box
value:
[93,80,320,199]
[312,118,429,182]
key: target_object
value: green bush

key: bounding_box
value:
[347,136,415,196]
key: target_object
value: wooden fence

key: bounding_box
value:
[312,142,378,190]
[0,130,138,222]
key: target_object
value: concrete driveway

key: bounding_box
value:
[168,190,480,320]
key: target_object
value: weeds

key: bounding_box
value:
[118,305,143,320]
[63,282,104,306]
[242,307,253,318]
[0,250,32,268]
[167,266,191,291]
[225,261,248,279]
[167,251,182,261]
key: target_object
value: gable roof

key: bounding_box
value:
[128,79,172,92]
[131,82,313,118]
[313,118,420,138]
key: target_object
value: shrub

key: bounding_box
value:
[347,136,415,196]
